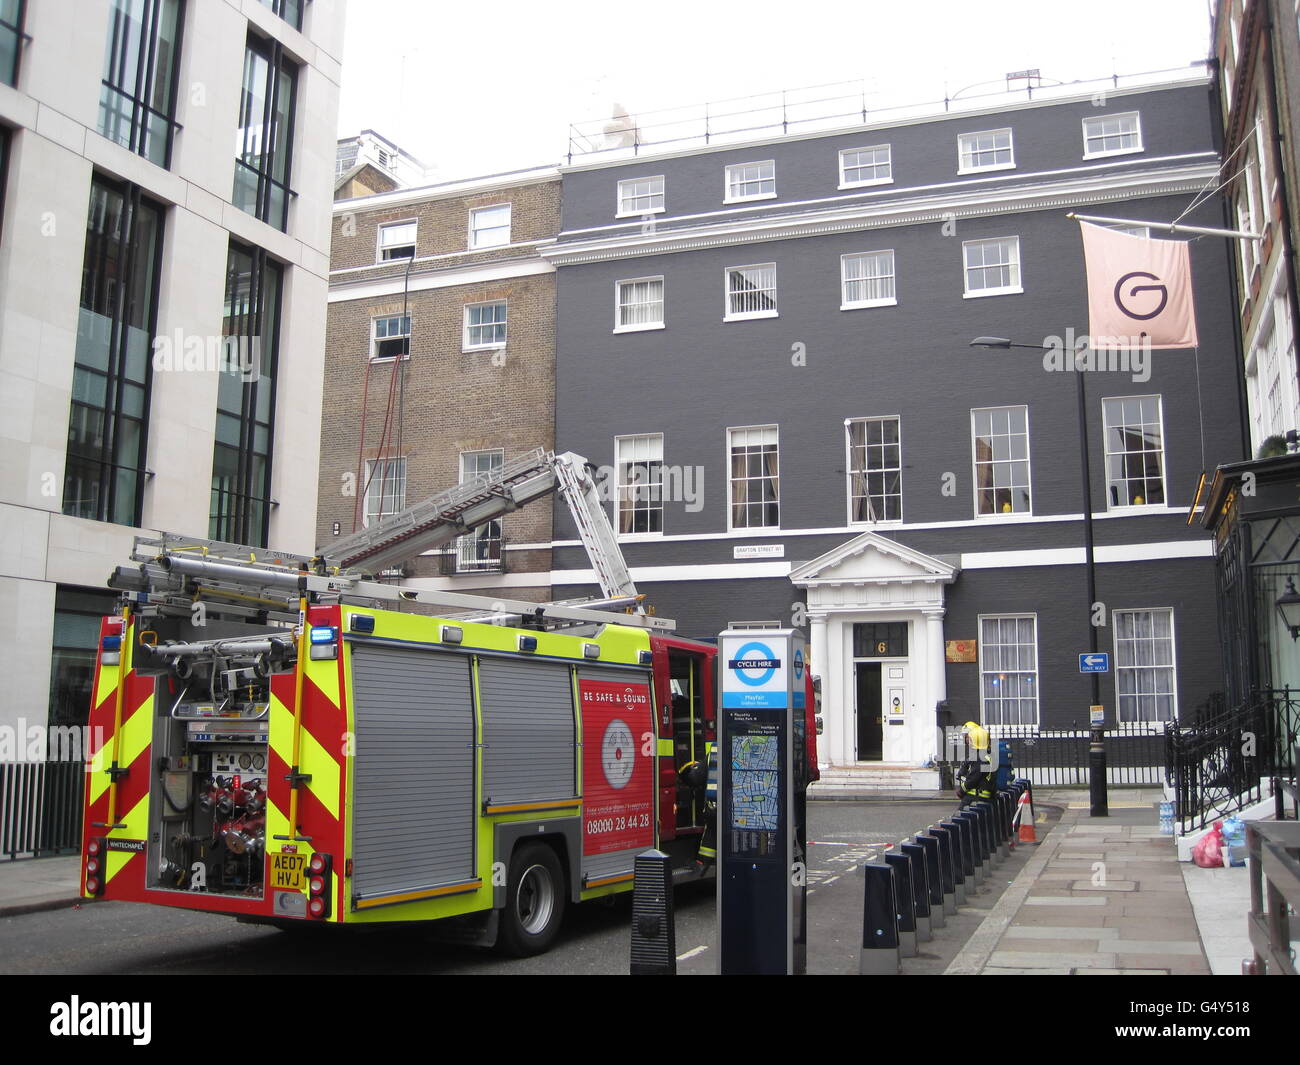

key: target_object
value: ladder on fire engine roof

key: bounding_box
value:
[322,448,638,605]
[109,452,670,633]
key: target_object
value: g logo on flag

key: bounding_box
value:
[1113,270,1169,321]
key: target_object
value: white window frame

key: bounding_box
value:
[962,236,1022,298]
[456,449,505,572]
[1101,394,1167,511]
[1106,223,1151,239]
[971,405,1032,518]
[1082,111,1143,160]
[957,128,1015,174]
[376,219,417,262]
[723,160,776,204]
[726,424,780,532]
[845,415,903,525]
[462,300,508,351]
[724,263,778,321]
[838,145,892,189]
[468,203,511,249]
[1112,608,1178,723]
[616,175,665,218]
[977,613,1039,726]
[369,314,411,362]
[614,433,665,538]
[840,250,897,309]
[362,457,406,528]
[614,276,665,333]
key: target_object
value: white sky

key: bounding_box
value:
[336,0,1213,183]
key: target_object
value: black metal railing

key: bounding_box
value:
[440,532,507,576]
[1165,688,1300,832]
[0,760,85,861]
[943,721,1169,788]
[997,721,1168,787]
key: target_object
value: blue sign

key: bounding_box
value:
[1079,652,1110,673]
[793,648,804,680]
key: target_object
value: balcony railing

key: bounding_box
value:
[440,531,507,576]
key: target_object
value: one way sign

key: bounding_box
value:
[1079,653,1110,673]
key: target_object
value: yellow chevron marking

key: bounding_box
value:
[104,792,151,884]
[269,696,341,821]
[305,656,340,711]
[88,693,154,805]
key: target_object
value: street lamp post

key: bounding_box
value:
[971,337,1107,817]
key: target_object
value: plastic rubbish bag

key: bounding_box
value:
[1192,821,1224,868]
[1222,817,1247,866]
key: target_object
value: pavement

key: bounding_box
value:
[947,788,1253,975]
[0,788,1259,976]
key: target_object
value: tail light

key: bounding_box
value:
[307,853,332,919]
[86,837,106,896]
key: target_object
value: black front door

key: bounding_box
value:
[855,662,883,761]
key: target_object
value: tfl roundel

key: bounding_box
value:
[733,641,779,687]
[794,648,804,680]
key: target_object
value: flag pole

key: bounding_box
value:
[1068,212,1261,241]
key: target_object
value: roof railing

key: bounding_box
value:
[565,65,1209,164]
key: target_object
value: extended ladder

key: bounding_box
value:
[322,449,638,607]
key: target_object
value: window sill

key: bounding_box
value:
[462,344,506,353]
[973,510,1034,520]
[723,192,777,205]
[616,531,665,543]
[957,162,1016,175]
[728,525,782,534]
[613,322,665,334]
[615,207,665,219]
[723,310,779,322]
[369,354,411,363]
[838,177,893,190]
[1083,146,1143,160]
[468,238,511,252]
[963,286,1023,299]
[841,298,897,310]
[1105,502,1169,514]
[849,518,903,527]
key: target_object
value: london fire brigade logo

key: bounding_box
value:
[601,719,635,790]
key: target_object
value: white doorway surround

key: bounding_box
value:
[790,531,958,790]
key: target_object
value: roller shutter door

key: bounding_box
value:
[350,644,475,900]
[479,657,576,806]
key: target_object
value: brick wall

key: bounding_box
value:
[319,178,560,599]
[331,178,561,273]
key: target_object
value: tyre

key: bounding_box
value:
[497,842,566,956]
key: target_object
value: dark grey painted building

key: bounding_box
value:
[542,73,1245,783]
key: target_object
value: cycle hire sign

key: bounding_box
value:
[722,635,788,709]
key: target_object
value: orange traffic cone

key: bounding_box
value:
[1015,788,1038,844]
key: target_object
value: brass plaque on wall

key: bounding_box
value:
[945,640,977,663]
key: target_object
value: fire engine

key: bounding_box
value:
[81,450,817,955]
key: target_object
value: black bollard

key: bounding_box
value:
[860,862,901,975]
[950,814,983,888]
[900,842,932,942]
[925,826,959,915]
[914,834,946,929]
[940,818,974,900]
[972,802,998,866]
[630,849,676,975]
[883,850,917,958]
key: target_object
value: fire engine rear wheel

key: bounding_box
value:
[498,842,565,956]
